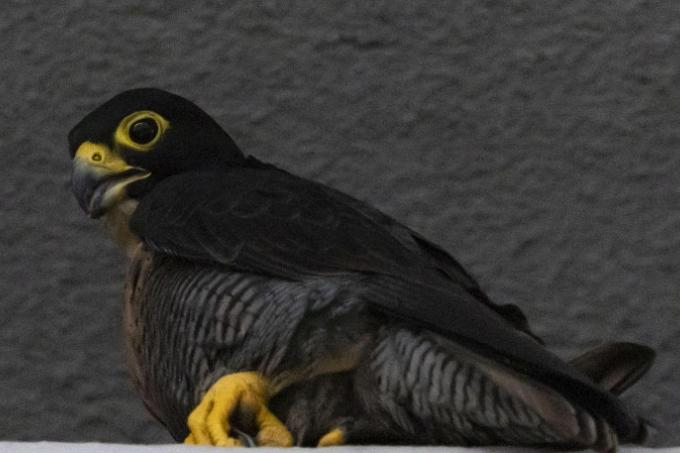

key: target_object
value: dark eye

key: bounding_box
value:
[129,118,159,144]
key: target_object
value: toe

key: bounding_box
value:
[318,428,345,447]
[186,372,286,447]
[184,433,196,445]
[207,388,239,445]
[252,399,293,446]
[257,424,294,447]
[187,395,214,445]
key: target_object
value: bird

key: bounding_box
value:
[68,88,654,452]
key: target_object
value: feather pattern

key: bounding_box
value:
[130,165,643,442]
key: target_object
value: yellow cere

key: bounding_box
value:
[115,110,170,152]
[75,141,131,174]
[73,140,151,218]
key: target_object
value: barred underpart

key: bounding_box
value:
[124,248,622,451]
[124,249,368,439]
[360,327,616,450]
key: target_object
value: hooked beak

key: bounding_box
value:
[71,141,150,218]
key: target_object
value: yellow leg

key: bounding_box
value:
[184,371,293,447]
[317,427,345,447]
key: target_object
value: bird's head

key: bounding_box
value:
[69,88,244,218]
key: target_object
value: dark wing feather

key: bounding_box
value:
[138,169,416,277]
[130,166,642,440]
[405,230,540,341]
[274,159,540,340]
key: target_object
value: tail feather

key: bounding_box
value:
[568,342,655,396]
[568,342,656,444]
[475,341,656,450]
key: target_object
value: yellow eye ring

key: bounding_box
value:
[115,110,169,152]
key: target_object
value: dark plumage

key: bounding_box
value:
[69,88,654,452]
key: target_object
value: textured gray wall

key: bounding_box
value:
[0,0,678,446]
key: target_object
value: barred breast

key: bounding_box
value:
[123,245,371,440]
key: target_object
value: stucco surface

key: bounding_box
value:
[0,0,677,447]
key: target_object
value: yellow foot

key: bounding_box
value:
[184,371,293,447]
[317,428,345,447]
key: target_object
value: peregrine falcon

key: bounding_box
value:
[69,88,654,452]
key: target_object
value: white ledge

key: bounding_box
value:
[0,443,677,453]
